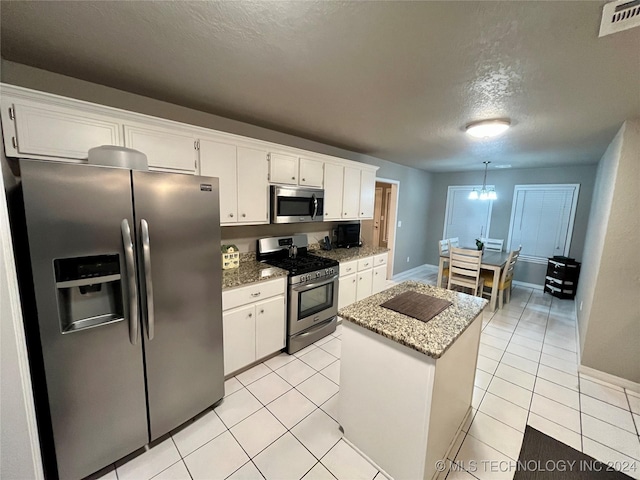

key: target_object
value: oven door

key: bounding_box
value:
[289,274,338,335]
[271,186,324,223]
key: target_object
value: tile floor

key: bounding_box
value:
[99,266,640,480]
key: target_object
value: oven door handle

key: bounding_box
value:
[311,193,318,219]
[292,274,339,292]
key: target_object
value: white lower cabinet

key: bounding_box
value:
[356,269,373,301]
[339,274,357,310]
[372,265,387,294]
[222,278,286,375]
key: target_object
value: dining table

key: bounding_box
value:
[437,249,511,312]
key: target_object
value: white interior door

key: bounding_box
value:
[443,186,493,248]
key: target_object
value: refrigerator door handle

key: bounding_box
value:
[121,219,139,345]
[141,219,155,341]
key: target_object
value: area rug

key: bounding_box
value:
[513,426,632,479]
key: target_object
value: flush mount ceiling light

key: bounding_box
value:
[469,161,497,201]
[465,119,511,138]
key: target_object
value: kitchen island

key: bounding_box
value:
[338,281,487,480]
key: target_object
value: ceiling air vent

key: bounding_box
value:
[599,0,640,37]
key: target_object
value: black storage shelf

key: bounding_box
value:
[544,256,581,299]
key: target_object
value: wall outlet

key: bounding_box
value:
[407,256,410,263]
[398,220,402,228]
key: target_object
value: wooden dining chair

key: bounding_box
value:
[447,247,484,296]
[439,239,451,283]
[449,237,460,248]
[482,246,521,308]
[482,238,504,252]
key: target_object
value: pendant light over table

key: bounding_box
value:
[469,161,497,200]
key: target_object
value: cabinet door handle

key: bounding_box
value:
[229,213,234,218]
[302,178,306,181]
[259,309,264,314]
[248,313,253,318]
[242,213,246,218]
[251,292,261,297]
[292,176,296,180]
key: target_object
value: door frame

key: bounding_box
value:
[376,177,400,279]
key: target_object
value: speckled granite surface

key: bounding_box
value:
[222,259,288,290]
[338,281,487,359]
[311,246,389,263]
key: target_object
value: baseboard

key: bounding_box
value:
[579,365,640,394]
[392,263,436,280]
[512,280,544,290]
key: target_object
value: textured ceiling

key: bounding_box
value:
[1,1,639,172]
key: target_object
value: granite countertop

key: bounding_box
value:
[222,254,288,290]
[311,245,389,263]
[338,281,487,359]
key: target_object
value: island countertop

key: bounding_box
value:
[310,245,389,263]
[338,280,487,359]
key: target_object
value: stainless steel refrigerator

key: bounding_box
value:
[10,159,224,479]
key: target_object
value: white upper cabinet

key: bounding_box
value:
[342,167,361,220]
[123,123,196,173]
[2,99,122,160]
[237,147,269,224]
[199,139,238,223]
[269,152,298,185]
[323,163,344,221]
[298,157,324,188]
[359,169,376,219]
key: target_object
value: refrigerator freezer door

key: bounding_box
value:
[18,160,148,480]
[132,171,224,440]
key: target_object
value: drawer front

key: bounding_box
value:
[223,278,286,311]
[340,260,358,277]
[357,256,373,271]
[546,261,579,280]
[373,253,388,267]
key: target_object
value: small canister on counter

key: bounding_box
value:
[221,245,240,269]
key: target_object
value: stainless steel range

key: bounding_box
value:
[257,234,338,353]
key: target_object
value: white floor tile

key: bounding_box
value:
[580,394,637,433]
[513,326,545,342]
[297,373,340,406]
[225,377,244,396]
[582,438,640,480]
[579,373,624,392]
[541,343,577,362]
[628,393,640,415]
[580,378,629,409]
[454,434,514,480]
[505,342,540,363]
[478,343,504,362]
[151,460,191,480]
[500,352,538,375]
[116,439,181,480]
[264,352,296,371]
[299,347,338,371]
[544,334,576,353]
[530,394,580,433]
[314,334,335,347]
[236,364,272,386]
[509,334,542,352]
[266,388,317,429]
[318,338,342,358]
[274,358,316,386]
[320,360,340,385]
[494,363,535,390]
[293,344,319,358]
[253,432,317,480]
[472,387,485,410]
[302,462,336,480]
[480,334,508,351]
[246,372,292,405]
[582,413,640,460]
[634,413,640,433]
[487,376,532,409]
[230,408,287,458]
[534,377,580,410]
[226,461,263,480]
[445,468,481,480]
[321,393,339,421]
[482,326,512,341]
[537,364,579,391]
[291,409,342,459]
[321,439,378,480]
[478,392,528,432]
[467,411,524,460]
[333,324,343,336]
[474,369,492,390]
[215,388,263,428]
[476,355,499,375]
[172,410,227,457]
[539,353,577,375]
[95,466,118,480]
[183,431,249,480]
[526,413,581,451]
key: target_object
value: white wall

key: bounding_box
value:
[0,155,44,479]
[576,120,640,383]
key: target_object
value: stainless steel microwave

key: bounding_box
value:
[271,186,324,223]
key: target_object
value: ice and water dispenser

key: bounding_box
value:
[54,254,124,333]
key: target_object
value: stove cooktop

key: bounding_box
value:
[261,253,338,276]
